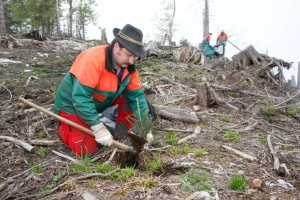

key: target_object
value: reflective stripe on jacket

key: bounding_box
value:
[53,45,148,126]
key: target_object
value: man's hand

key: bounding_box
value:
[91,123,113,147]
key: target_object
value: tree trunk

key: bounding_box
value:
[168,0,176,45]
[203,0,209,38]
[68,0,73,36]
[0,0,6,36]
[56,0,61,35]
[101,28,108,43]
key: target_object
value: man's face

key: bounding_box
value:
[114,42,137,68]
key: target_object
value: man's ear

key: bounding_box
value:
[114,42,120,51]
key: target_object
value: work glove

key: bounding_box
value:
[91,123,113,147]
[146,132,154,145]
[143,132,154,150]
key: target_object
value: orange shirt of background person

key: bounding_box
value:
[205,33,212,44]
[217,30,228,44]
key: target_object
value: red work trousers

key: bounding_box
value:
[57,95,133,157]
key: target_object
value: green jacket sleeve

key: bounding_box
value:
[72,78,100,126]
[126,88,149,120]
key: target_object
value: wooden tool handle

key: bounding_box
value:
[19,97,136,154]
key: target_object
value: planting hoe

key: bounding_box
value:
[19,97,147,154]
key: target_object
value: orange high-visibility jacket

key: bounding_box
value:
[217,33,228,41]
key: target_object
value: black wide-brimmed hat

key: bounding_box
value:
[113,24,147,58]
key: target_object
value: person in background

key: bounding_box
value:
[204,32,212,44]
[216,30,228,44]
[53,24,151,157]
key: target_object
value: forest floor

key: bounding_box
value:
[0,39,300,200]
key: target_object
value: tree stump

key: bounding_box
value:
[232,45,265,68]
[173,46,193,63]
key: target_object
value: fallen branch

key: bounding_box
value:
[25,75,40,88]
[0,136,34,152]
[178,126,201,144]
[267,134,280,171]
[148,145,171,151]
[222,145,258,162]
[28,139,61,146]
[159,77,189,89]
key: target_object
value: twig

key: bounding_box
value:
[104,147,118,165]
[162,128,194,133]
[39,112,51,138]
[266,71,280,86]
[52,150,81,164]
[222,145,258,162]
[25,75,39,88]
[45,170,119,195]
[28,139,61,146]
[148,145,171,151]
[236,122,258,132]
[0,136,34,152]
[159,77,189,89]
[264,85,272,101]
[0,83,13,110]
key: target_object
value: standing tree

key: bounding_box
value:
[75,0,95,39]
[203,0,209,38]
[65,0,76,37]
[156,0,177,46]
[0,0,6,36]
[56,0,61,35]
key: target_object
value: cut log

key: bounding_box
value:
[154,105,199,123]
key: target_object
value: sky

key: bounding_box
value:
[86,0,300,83]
